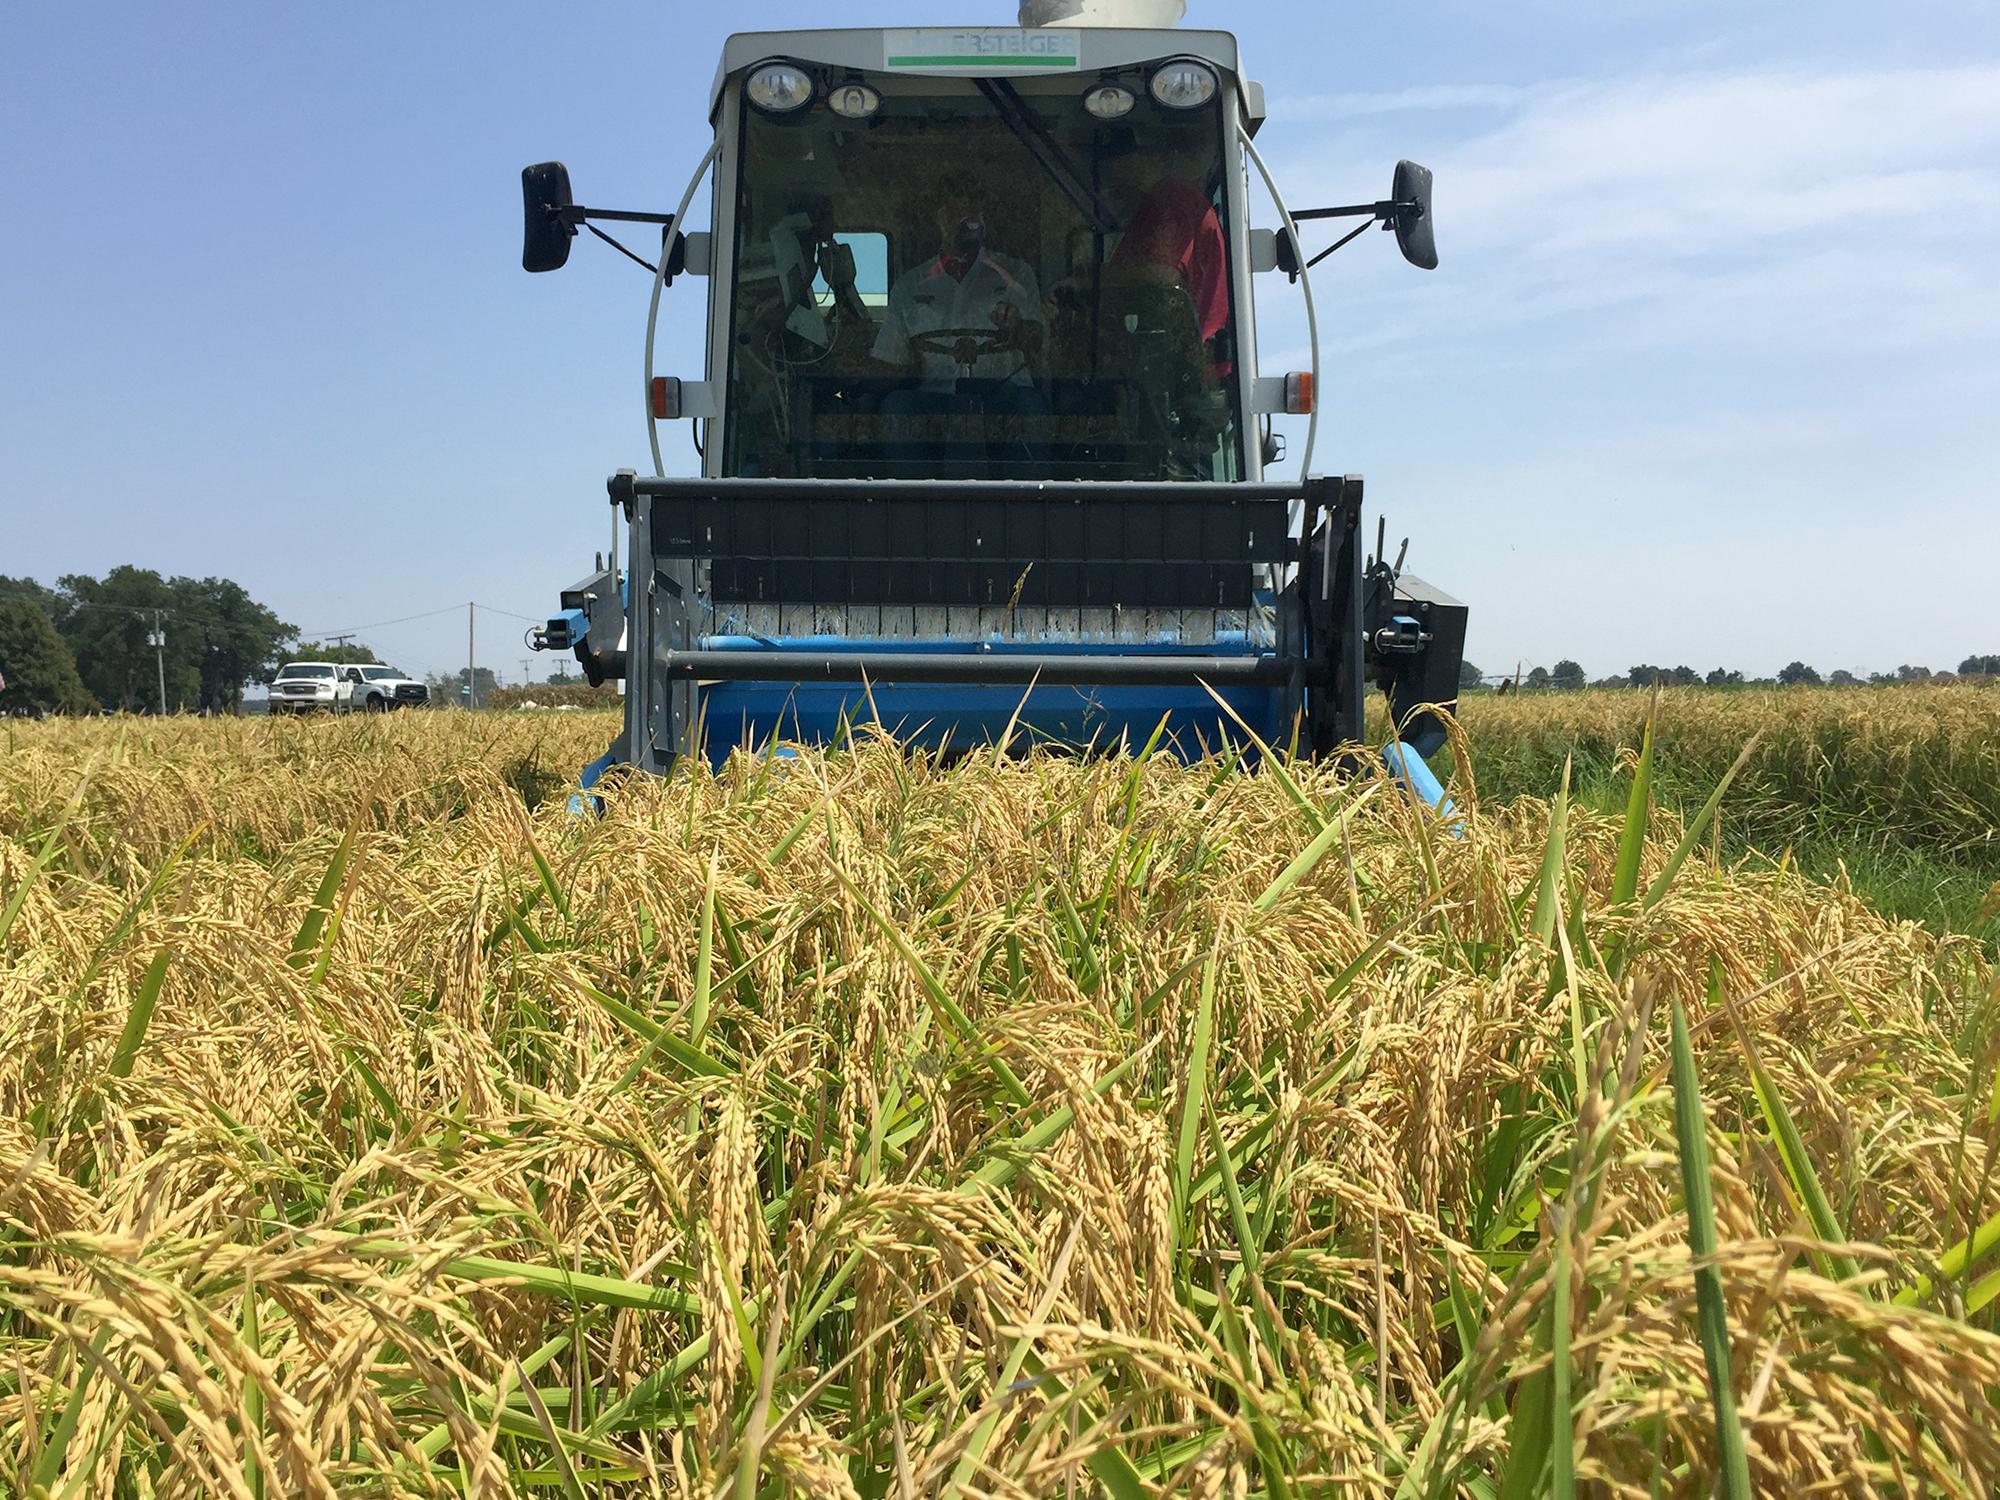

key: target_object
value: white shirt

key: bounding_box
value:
[872,250,1044,392]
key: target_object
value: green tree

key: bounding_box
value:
[293,640,383,667]
[32,569,296,714]
[52,567,191,712]
[1958,654,2000,676]
[1524,665,1551,690]
[1777,660,1822,686]
[48,568,294,713]
[1704,668,1744,687]
[0,598,97,714]
[1551,659,1586,691]
[1628,664,1666,687]
[0,576,60,617]
[1457,659,1483,690]
[431,667,501,708]
[1828,668,1861,686]
[183,577,295,711]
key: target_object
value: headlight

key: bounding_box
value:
[746,61,814,114]
[828,80,881,120]
[1083,83,1136,120]
[1148,58,1218,109]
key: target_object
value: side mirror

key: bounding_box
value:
[522,161,577,272]
[1391,160,1437,270]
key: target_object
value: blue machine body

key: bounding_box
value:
[692,634,1283,771]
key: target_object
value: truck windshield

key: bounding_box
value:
[360,666,399,680]
[722,75,1240,483]
[278,665,335,680]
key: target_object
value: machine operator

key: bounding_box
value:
[872,174,1047,434]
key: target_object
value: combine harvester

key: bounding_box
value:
[522,0,1466,806]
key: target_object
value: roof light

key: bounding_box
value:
[828,80,881,119]
[1283,371,1315,415]
[746,61,814,114]
[1149,58,1218,109]
[1083,83,1136,120]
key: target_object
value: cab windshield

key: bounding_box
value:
[722,74,1240,482]
[278,665,335,680]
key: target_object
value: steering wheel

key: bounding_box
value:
[908,326,1009,367]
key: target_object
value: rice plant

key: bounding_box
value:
[1,710,1995,1496]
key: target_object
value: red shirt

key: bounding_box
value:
[1112,179,1229,347]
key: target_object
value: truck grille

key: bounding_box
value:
[395,684,427,701]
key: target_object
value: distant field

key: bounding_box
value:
[1447,684,2000,941]
[2,709,1995,1495]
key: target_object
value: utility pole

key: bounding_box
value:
[467,602,477,709]
[519,658,534,688]
[150,610,167,716]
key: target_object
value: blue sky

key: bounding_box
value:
[3,1,1995,684]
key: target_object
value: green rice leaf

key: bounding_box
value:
[242,1283,266,1500]
[1549,1214,1576,1500]
[1668,996,1754,1500]
[107,946,171,1081]
[29,1331,109,1495]
[833,861,1032,1108]
[289,819,358,971]
[1173,938,1220,1228]
[0,755,97,950]
[968,1042,1152,1192]
[1893,1206,2000,1308]
[1494,1298,1555,1500]
[1528,760,1573,946]
[1643,734,1763,910]
[1611,703,1658,910]
[75,823,202,999]
[689,853,717,1043]
[1253,784,1380,913]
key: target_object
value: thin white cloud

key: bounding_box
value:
[1275,83,1536,121]
[1441,66,2000,249]
[1258,61,2000,355]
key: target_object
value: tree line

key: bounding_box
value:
[0,571,548,716]
[0,569,303,715]
[1459,657,2000,692]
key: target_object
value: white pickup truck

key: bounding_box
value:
[269,661,429,714]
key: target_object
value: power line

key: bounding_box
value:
[302,601,542,638]
[298,603,466,637]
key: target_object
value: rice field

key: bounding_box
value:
[1452,684,2000,943]
[1455,684,2000,863]
[2,706,1997,1497]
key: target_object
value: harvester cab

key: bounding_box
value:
[522,2,1467,794]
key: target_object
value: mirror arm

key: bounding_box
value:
[535,202,684,279]
[1291,200,1400,222]
[1286,198,1428,276]
[582,222,661,276]
[562,204,679,226]
[1301,217,1377,275]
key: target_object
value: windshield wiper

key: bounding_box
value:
[974,79,1121,236]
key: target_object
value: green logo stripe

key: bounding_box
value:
[886,54,1077,67]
